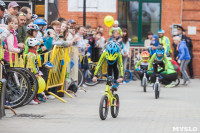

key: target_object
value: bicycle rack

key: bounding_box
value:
[0,79,7,119]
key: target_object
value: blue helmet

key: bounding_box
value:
[158,29,165,34]
[33,18,47,25]
[153,35,158,39]
[105,42,120,62]
[156,45,165,60]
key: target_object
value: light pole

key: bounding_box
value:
[83,0,86,26]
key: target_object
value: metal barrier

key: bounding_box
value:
[45,45,72,103]
[0,79,7,119]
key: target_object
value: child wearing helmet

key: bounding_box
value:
[93,42,123,91]
[24,24,40,54]
[148,45,169,83]
[135,51,150,81]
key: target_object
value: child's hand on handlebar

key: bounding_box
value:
[92,76,97,82]
[117,78,123,83]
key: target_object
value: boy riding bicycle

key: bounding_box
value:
[135,51,150,82]
[93,41,123,91]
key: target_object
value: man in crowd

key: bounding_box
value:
[6,1,19,16]
[17,12,26,43]
[20,6,32,24]
[158,29,172,57]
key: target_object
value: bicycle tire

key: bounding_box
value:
[111,94,119,118]
[143,78,147,92]
[16,68,38,105]
[78,69,83,87]
[123,70,132,83]
[99,95,109,120]
[4,67,31,108]
[155,83,159,99]
[85,64,102,86]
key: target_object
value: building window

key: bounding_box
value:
[118,0,161,46]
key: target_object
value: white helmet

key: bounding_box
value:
[27,38,40,47]
[26,24,40,31]
[0,1,6,8]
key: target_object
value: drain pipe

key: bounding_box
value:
[45,0,48,21]
[181,0,183,25]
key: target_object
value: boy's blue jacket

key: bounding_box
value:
[178,41,191,60]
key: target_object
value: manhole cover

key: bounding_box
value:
[16,114,44,118]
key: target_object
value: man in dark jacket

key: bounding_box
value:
[177,25,194,79]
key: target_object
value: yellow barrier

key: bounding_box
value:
[45,45,72,103]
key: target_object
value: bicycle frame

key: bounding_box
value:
[104,85,117,107]
[154,76,161,91]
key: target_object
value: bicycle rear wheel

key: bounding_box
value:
[123,70,132,83]
[111,94,119,118]
[4,68,31,108]
[99,95,109,120]
[16,68,38,105]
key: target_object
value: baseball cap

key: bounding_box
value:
[8,1,19,8]
[68,19,76,24]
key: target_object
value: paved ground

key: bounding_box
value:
[0,79,200,133]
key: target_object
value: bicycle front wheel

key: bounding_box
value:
[155,83,159,99]
[99,95,109,120]
[4,68,31,108]
[111,94,119,118]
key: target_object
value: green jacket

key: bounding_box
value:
[148,53,168,71]
[17,25,27,43]
[94,52,124,77]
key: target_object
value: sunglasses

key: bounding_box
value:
[0,7,5,11]
[17,13,26,16]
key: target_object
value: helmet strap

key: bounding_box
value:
[106,57,118,65]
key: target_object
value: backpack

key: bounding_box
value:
[170,59,180,72]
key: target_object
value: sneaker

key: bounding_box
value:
[46,95,55,100]
[165,83,175,88]
[34,98,41,104]
[122,81,126,84]
[185,81,191,86]
[38,96,46,102]
[82,84,87,88]
[45,61,54,69]
[111,83,119,91]
[181,81,186,85]
[5,101,12,106]
[29,100,38,105]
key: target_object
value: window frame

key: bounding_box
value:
[118,0,162,46]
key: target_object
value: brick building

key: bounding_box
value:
[58,0,199,77]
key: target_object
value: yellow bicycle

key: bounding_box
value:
[98,76,119,120]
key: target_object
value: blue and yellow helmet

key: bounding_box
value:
[156,45,165,60]
[105,42,120,61]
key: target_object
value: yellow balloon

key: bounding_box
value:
[37,76,46,94]
[104,16,114,27]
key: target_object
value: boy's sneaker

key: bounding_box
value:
[5,101,12,106]
[45,61,54,69]
[34,98,41,104]
[111,83,119,91]
[165,83,175,88]
[82,84,87,88]
[29,100,38,105]
[38,97,46,102]
[46,95,55,100]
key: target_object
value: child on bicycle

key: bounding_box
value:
[92,41,123,91]
[135,51,150,82]
[148,45,169,83]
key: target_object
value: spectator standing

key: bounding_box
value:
[173,36,191,85]
[177,25,194,79]
[144,31,153,49]
[6,1,19,16]
[121,28,130,77]
[16,12,26,43]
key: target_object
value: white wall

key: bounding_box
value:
[68,0,116,12]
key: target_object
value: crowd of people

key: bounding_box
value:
[0,1,131,105]
[0,1,194,106]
